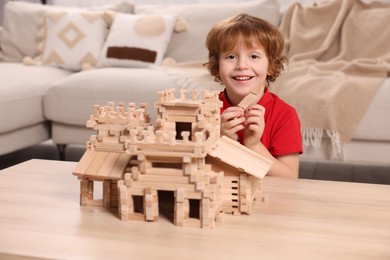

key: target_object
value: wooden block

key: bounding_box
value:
[203,190,215,201]
[182,156,191,164]
[131,167,139,181]
[145,189,154,221]
[183,163,192,176]
[176,188,185,203]
[196,180,205,191]
[124,172,133,186]
[103,180,111,208]
[118,182,129,221]
[201,198,210,228]
[237,84,262,109]
[153,190,159,221]
[175,202,184,227]
[138,174,189,185]
[186,199,192,220]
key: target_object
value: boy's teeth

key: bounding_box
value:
[235,76,250,80]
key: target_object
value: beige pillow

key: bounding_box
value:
[33,10,112,71]
[98,13,177,68]
[135,0,281,63]
[0,1,134,62]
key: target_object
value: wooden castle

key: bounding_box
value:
[73,89,273,228]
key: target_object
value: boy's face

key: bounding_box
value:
[218,38,270,106]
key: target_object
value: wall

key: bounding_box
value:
[0,0,320,26]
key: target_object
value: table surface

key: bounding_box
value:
[0,159,389,260]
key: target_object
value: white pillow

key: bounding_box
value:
[98,13,177,68]
[135,0,281,62]
[39,10,111,71]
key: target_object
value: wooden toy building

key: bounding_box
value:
[73,89,272,229]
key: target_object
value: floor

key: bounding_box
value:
[1,140,389,185]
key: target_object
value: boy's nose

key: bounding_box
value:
[236,57,248,70]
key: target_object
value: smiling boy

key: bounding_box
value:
[204,14,303,178]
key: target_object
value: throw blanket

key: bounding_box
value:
[273,0,390,156]
[153,0,390,158]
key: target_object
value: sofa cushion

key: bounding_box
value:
[0,63,72,133]
[134,0,281,62]
[0,1,134,62]
[98,13,177,68]
[38,9,111,71]
[44,67,178,126]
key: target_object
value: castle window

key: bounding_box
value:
[132,195,144,213]
[175,122,192,140]
[189,199,200,219]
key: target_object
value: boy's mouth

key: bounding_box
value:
[232,76,253,81]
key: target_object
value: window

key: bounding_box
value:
[175,122,192,140]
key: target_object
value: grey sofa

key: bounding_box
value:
[1,0,389,178]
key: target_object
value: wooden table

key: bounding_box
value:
[0,159,389,260]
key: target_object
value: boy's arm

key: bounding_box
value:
[246,141,299,178]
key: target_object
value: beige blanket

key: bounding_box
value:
[272,0,390,155]
[154,0,390,157]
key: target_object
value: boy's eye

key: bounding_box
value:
[251,54,261,59]
[227,54,236,60]
[226,54,236,60]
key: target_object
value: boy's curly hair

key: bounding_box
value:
[204,14,288,85]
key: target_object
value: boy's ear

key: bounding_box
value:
[267,65,273,74]
[267,68,274,77]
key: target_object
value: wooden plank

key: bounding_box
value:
[165,106,200,116]
[85,152,109,176]
[208,136,273,179]
[109,153,131,179]
[146,168,184,176]
[237,84,262,109]
[129,181,196,192]
[166,115,197,122]
[96,152,121,178]
[73,150,95,176]
[138,174,190,184]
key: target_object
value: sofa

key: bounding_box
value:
[0,0,389,181]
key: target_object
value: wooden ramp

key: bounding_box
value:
[208,136,273,179]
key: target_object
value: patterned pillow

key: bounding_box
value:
[26,10,113,71]
[97,13,177,68]
[1,1,134,63]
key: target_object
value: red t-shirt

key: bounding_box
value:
[220,88,303,156]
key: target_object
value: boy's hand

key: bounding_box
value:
[243,104,265,148]
[220,107,245,141]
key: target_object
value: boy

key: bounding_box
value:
[204,14,303,178]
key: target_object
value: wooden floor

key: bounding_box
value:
[1,140,389,184]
